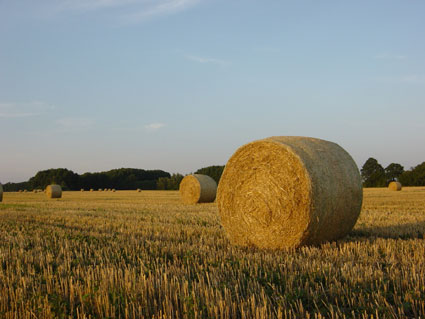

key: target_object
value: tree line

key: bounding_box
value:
[2,166,226,192]
[361,158,425,187]
[2,168,170,191]
[3,159,424,191]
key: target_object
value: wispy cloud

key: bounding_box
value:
[0,101,54,118]
[124,0,201,22]
[54,0,201,22]
[59,0,141,11]
[56,117,95,130]
[145,122,166,131]
[374,53,407,60]
[254,47,281,53]
[375,75,425,84]
[185,55,228,66]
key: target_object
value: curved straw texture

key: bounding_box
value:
[217,136,363,249]
[388,181,402,191]
[46,185,62,199]
[0,183,3,202]
[179,174,217,204]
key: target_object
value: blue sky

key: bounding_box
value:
[1,0,425,182]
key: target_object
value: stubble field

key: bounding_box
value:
[0,188,424,319]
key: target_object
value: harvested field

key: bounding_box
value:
[0,188,424,318]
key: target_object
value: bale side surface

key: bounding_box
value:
[0,183,3,202]
[179,174,217,204]
[388,181,402,191]
[217,136,363,249]
[46,185,62,199]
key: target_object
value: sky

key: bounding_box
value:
[1,0,425,183]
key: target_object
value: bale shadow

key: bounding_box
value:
[349,221,425,240]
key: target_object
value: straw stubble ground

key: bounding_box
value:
[0,188,424,318]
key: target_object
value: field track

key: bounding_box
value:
[1,188,424,318]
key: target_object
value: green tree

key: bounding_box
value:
[157,174,184,190]
[195,165,225,184]
[28,168,80,190]
[399,162,425,186]
[385,163,404,182]
[361,158,386,187]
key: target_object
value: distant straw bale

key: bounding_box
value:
[112,189,116,192]
[179,174,217,204]
[46,185,62,199]
[388,181,402,191]
[137,189,141,192]
[81,189,85,192]
[90,189,94,192]
[217,136,363,250]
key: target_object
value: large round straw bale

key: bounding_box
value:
[137,189,141,192]
[0,183,3,202]
[179,174,217,204]
[46,185,62,199]
[217,136,363,249]
[388,181,402,191]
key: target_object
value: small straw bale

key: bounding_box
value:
[90,189,94,192]
[388,181,402,191]
[0,183,3,202]
[98,188,103,192]
[179,174,217,204]
[112,189,116,192]
[217,136,363,250]
[24,190,28,193]
[137,189,141,192]
[46,185,62,199]
[18,190,23,193]
[81,189,85,192]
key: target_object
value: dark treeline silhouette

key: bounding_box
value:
[156,165,225,190]
[3,168,170,191]
[4,160,425,191]
[2,165,226,191]
[194,165,225,184]
[361,158,425,187]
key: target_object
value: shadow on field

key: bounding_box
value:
[349,221,425,240]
